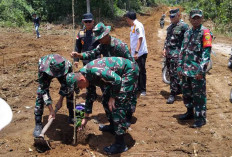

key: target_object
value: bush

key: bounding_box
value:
[0,0,34,27]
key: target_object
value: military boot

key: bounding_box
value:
[33,116,43,137]
[104,135,128,155]
[99,120,114,134]
[179,108,194,120]
[191,119,206,128]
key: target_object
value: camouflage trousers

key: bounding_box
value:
[102,91,137,135]
[182,76,207,120]
[167,58,182,95]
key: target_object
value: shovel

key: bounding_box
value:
[34,107,58,153]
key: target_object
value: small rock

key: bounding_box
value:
[29,148,33,152]
[139,103,146,107]
[228,81,232,86]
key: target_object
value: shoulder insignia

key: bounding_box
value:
[136,28,140,34]
[79,30,85,37]
[132,25,136,33]
[203,29,212,48]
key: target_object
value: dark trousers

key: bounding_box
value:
[136,53,147,92]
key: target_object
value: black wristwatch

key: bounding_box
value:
[135,51,138,54]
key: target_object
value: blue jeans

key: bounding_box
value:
[35,25,40,37]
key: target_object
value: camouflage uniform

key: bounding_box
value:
[164,18,189,96]
[34,54,73,131]
[178,22,212,122]
[66,57,139,135]
[82,36,134,62]
[79,22,137,114]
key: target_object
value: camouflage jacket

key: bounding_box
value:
[164,20,189,58]
[38,54,72,105]
[79,57,139,113]
[82,36,135,62]
[177,24,212,77]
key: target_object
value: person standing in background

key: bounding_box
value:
[177,9,212,128]
[163,8,189,104]
[32,13,41,38]
[125,11,148,96]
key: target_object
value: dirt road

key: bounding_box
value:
[1,6,232,156]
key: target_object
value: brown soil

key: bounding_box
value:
[1,6,232,157]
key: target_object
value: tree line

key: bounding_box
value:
[0,0,157,27]
[0,0,231,34]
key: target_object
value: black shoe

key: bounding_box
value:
[99,124,114,134]
[167,95,175,104]
[179,112,194,120]
[104,143,128,155]
[33,123,42,138]
[191,119,206,128]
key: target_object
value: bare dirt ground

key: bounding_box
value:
[1,6,232,157]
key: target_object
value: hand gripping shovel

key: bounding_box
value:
[34,107,59,153]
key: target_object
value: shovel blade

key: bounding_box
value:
[34,136,52,153]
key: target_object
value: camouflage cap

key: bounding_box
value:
[169,8,179,17]
[190,9,203,18]
[39,54,71,77]
[92,22,111,42]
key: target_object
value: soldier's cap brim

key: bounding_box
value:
[82,18,93,21]
[191,14,202,18]
[93,26,111,42]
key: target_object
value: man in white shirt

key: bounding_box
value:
[125,11,148,96]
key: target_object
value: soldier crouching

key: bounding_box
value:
[66,57,139,154]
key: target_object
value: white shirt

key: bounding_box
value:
[130,19,148,57]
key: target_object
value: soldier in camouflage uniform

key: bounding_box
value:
[177,9,212,128]
[71,22,135,62]
[66,57,139,154]
[71,22,137,125]
[163,8,189,104]
[33,54,73,137]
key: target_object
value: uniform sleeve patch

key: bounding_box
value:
[136,28,140,34]
[79,31,85,37]
[203,29,212,48]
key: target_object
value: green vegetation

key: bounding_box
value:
[0,0,33,27]
[180,0,232,35]
[1,0,231,36]
[0,0,158,27]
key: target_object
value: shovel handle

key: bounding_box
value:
[39,107,58,138]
